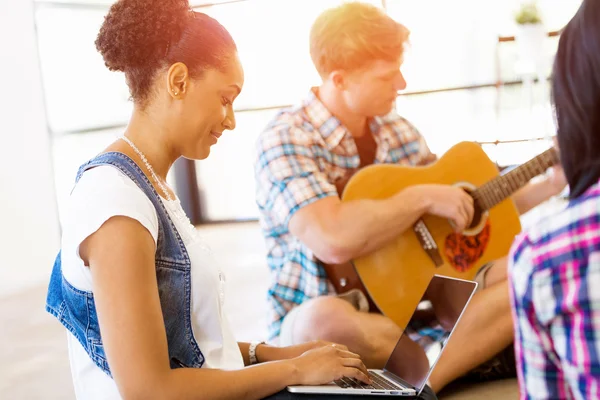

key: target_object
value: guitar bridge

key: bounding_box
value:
[413,219,444,267]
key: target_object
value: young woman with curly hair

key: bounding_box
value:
[45,1,369,399]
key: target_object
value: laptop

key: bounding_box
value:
[287,275,478,396]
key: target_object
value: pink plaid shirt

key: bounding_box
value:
[254,88,433,338]
[509,181,600,400]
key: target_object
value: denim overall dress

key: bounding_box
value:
[45,152,204,377]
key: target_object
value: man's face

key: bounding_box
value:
[340,57,406,117]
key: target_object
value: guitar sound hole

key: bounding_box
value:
[463,188,483,230]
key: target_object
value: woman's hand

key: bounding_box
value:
[288,344,371,386]
[253,340,338,364]
[278,340,339,359]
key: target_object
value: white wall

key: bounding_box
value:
[0,0,60,297]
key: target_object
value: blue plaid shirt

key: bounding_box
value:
[254,88,433,339]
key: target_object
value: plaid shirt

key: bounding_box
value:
[509,181,600,400]
[254,88,433,339]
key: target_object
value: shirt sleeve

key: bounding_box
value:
[60,166,159,290]
[254,126,338,227]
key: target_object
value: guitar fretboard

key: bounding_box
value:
[473,147,559,211]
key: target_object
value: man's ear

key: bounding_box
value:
[329,70,347,90]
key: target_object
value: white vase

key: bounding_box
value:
[515,23,547,77]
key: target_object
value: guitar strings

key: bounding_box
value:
[470,150,557,211]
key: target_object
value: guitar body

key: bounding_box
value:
[340,141,522,329]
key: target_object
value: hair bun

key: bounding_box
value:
[95,0,191,72]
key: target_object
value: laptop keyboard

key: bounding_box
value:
[335,371,404,391]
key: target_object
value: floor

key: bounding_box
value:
[0,220,534,399]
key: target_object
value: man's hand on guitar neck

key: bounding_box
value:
[512,139,567,215]
[512,166,567,215]
[288,183,474,265]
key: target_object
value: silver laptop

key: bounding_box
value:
[287,275,478,397]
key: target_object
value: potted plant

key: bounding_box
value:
[515,1,543,25]
[514,1,546,76]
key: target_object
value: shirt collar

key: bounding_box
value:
[302,88,350,150]
[302,87,394,150]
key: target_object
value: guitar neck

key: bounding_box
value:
[474,147,559,211]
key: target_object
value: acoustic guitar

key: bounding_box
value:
[323,141,559,329]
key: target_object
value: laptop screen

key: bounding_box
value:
[383,275,477,393]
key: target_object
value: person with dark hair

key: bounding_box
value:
[45,0,370,398]
[509,1,600,398]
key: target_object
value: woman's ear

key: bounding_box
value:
[166,62,190,99]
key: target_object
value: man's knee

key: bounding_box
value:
[476,258,508,290]
[294,296,360,343]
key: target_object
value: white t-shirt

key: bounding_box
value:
[60,166,244,400]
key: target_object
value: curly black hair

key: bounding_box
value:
[95,0,236,106]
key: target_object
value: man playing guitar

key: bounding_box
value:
[253,2,566,392]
